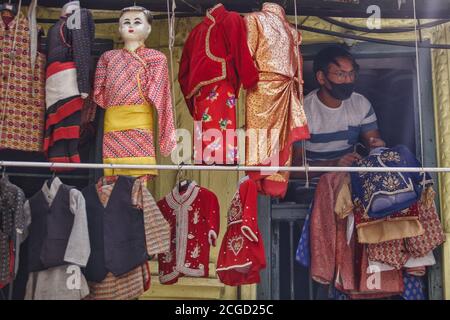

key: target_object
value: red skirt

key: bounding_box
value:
[216,222,266,286]
[192,80,238,165]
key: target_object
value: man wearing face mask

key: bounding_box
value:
[292,46,385,176]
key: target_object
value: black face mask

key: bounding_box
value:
[326,78,355,101]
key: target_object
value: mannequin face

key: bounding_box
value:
[119,11,152,44]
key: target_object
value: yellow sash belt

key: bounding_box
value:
[104,104,153,133]
[103,104,157,177]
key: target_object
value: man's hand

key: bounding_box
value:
[368,137,386,149]
[337,152,362,167]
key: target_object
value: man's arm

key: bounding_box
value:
[291,145,360,179]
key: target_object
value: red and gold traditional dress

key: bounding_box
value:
[94,47,177,177]
[245,3,310,198]
[157,182,220,284]
[179,4,259,165]
[216,178,266,286]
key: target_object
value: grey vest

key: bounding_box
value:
[82,176,148,282]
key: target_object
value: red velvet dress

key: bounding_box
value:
[216,178,266,286]
[178,4,259,165]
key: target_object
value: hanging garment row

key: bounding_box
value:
[0,173,266,300]
[1,2,311,199]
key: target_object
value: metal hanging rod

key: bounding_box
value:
[2,172,90,180]
[0,161,449,173]
[299,25,450,49]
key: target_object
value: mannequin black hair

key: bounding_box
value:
[120,5,153,25]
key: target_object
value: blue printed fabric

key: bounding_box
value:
[402,273,426,300]
[350,145,433,219]
[296,202,313,268]
[329,285,349,300]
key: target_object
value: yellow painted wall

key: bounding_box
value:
[32,6,450,300]
[430,22,450,300]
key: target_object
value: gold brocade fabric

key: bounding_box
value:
[244,3,309,167]
[244,3,309,197]
[335,175,354,219]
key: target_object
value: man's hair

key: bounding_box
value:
[313,45,359,75]
[120,6,153,25]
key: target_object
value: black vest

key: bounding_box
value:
[82,176,148,282]
[28,182,75,272]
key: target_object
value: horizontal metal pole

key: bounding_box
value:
[1,160,450,173]
[2,172,90,180]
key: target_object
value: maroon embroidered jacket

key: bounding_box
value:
[157,182,220,284]
[178,3,259,113]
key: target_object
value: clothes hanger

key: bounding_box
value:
[1,165,6,179]
[0,1,18,16]
[46,163,56,187]
[176,162,191,193]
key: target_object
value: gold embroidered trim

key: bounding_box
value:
[186,9,227,99]
[266,173,287,182]
[209,3,223,14]
[216,261,253,272]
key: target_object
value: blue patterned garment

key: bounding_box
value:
[351,145,433,219]
[296,203,313,268]
[329,285,349,300]
[402,273,426,300]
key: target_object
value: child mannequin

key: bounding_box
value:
[93,6,176,177]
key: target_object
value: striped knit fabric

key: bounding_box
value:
[132,177,171,255]
[44,61,83,168]
[85,262,151,300]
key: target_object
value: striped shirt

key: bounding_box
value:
[300,89,378,161]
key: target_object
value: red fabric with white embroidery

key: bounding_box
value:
[157,182,220,284]
[216,178,266,286]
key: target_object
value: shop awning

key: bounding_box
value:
[17,0,450,19]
